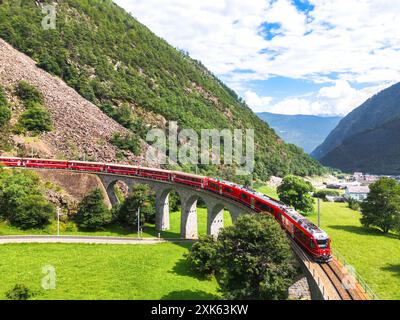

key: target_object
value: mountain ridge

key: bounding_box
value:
[311,82,400,174]
[257,112,342,153]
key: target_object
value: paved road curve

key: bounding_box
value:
[0,235,195,245]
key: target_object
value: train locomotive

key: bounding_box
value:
[0,156,332,262]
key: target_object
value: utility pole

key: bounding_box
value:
[137,207,140,239]
[57,208,60,236]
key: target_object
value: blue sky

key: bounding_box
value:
[115,0,400,116]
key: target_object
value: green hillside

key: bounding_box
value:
[0,0,325,179]
[312,82,400,174]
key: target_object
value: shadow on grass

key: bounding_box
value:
[161,290,220,300]
[168,258,211,280]
[328,225,398,239]
[381,264,400,277]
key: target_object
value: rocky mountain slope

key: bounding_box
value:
[0,0,325,179]
[312,82,400,174]
[0,38,144,163]
[257,112,342,154]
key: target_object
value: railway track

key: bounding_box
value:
[291,240,369,300]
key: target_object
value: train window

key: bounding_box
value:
[224,187,233,193]
[210,183,218,188]
[240,193,249,200]
[316,239,329,248]
[256,201,273,213]
[310,240,316,249]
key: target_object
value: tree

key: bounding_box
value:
[277,175,315,214]
[215,214,296,300]
[360,178,400,234]
[75,189,111,230]
[8,194,54,229]
[17,103,52,133]
[116,184,151,228]
[0,169,53,229]
[14,81,44,107]
[0,86,11,127]
[6,284,35,300]
[185,236,218,276]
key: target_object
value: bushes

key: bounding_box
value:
[74,189,111,230]
[8,194,55,229]
[17,103,53,133]
[5,284,35,300]
[185,236,218,276]
[0,169,54,229]
[14,81,44,107]
[111,132,141,155]
[13,81,52,134]
[347,198,361,211]
[0,86,11,127]
[314,189,341,200]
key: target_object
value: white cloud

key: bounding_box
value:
[245,81,392,116]
[114,0,400,115]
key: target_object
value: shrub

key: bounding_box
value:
[185,236,218,276]
[75,189,111,230]
[17,103,52,133]
[116,185,152,228]
[314,189,341,200]
[347,198,361,211]
[111,132,141,155]
[6,284,35,300]
[215,214,296,300]
[0,104,11,127]
[8,194,54,229]
[15,81,44,107]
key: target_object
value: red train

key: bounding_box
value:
[0,157,331,262]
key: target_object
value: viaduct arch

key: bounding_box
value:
[97,174,249,239]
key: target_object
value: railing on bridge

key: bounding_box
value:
[332,248,379,300]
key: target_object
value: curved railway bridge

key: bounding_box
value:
[0,160,372,300]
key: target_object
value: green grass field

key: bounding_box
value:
[0,208,233,239]
[1,184,400,299]
[0,243,220,300]
[308,202,400,300]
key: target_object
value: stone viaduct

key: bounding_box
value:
[97,174,250,239]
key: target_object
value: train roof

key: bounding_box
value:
[171,171,206,179]
[23,158,68,162]
[69,160,105,166]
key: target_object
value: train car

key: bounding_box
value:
[138,167,171,181]
[68,161,105,172]
[171,171,206,188]
[24,158,69,169]
[106,163,138,176]
[0,156,23,167]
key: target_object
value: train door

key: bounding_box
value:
[219,185,223,195]
[250,197,255,210]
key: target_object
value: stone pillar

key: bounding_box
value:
[181,196,198,239]
[207,205,224,238]
[229,207,243,224]
[155,190,170,231]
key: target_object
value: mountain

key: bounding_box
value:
[0,38,143,163]
[257,112,342,153]
[311,82,400,174]
[0,0,326,179]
